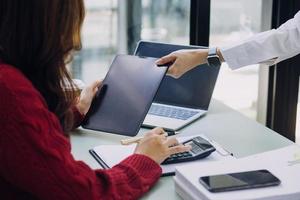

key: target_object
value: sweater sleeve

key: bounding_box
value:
[0,69,162,200]
[71,105,85,129]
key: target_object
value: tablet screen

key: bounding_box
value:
[82,55,168,136]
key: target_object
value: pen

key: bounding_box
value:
[120,131,179,145]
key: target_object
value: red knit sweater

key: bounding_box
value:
[0,64,162,200]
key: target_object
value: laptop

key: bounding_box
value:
[134,41,220,130]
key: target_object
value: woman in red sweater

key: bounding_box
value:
[0,0,190,199]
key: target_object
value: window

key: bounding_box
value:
[71,0,118,83]
[210,0,264,120]
[141,0,190,44]
[71,0,190,84]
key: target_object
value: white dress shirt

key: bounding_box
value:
[220,11,300,70]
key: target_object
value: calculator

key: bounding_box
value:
[162,136,216,165]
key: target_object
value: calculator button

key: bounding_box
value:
[191,144,201,150]
[191,147,202,154]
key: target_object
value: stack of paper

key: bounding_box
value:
[175,145,300,200]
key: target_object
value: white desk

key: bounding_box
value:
[71,99,293,199]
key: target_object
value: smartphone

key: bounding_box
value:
[199,169,281,193]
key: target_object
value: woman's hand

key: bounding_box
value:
[156,48,224,79]
[134,127,191,164]
[76,80,102,115]
[156,49,209,79]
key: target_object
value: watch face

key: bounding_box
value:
[208,56,221,67]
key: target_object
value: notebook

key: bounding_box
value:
[89,135,235,176]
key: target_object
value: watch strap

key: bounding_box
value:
[208,47,218,56]
[207,47,221,67]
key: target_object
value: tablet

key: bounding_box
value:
[82,55,168,136]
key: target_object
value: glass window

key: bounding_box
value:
[141,0,190,44]
[71,0,118,83]
[210,0,263,120]
[71,0,190,84]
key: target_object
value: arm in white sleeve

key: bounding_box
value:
[220,11,300,70]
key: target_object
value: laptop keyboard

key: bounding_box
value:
[148,104,199,120]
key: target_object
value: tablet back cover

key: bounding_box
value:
[82,55,167,136]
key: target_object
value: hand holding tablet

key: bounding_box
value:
[82,55,168,136]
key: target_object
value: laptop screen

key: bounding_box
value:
[134,41,220,110]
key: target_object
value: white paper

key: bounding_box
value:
[92,135,235,175]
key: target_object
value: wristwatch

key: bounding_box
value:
[207,47,222,68]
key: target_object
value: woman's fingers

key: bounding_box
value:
[95,80,102,87]
[164,137,191,155]
[89,80,102,95]
[168,144,191,155]
[164,137,179,147]
[166,64,182,79]
[92,80,102,90]
[152,127,165,135]
[156,54,177,65]
[144,127,165,139]
[156,53,181,78]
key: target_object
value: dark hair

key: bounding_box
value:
[0,0,85,133]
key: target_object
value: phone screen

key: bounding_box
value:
[199,170,281,193]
